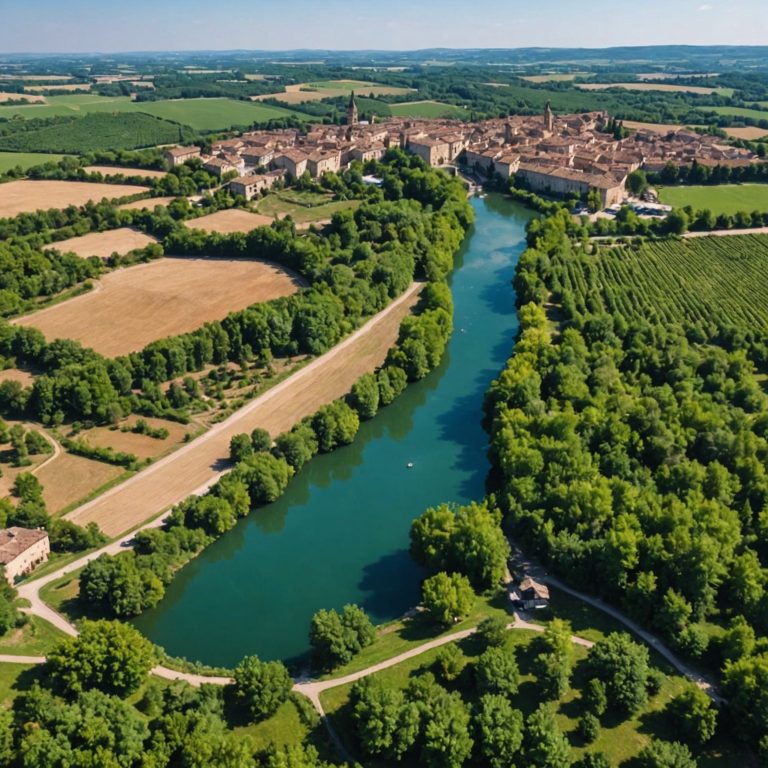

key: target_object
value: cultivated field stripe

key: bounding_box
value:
[64,284,422,537]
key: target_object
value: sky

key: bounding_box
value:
[1,0,766,54]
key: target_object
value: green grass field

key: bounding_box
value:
[0,94,306,132]
[707,105,768,121]
[583,234,768,331]
[254,195,359,224]
[0,151,69,172]
[659,183,768,214]
[0,615,66,656]
[389,100,469,119]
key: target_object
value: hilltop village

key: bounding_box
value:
[165,95,760,208]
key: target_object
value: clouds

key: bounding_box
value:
[698,3,713,10]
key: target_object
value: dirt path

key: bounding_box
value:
[30,430,61,478]
[684,227,768,238]
[63,283,421,537]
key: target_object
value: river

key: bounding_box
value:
[133,194,530,667]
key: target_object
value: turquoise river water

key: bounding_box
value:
[134,194,531,666]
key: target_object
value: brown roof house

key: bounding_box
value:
[509,577,550,611]
[0,527,50,583]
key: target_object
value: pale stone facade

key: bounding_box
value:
[0,528,49,583]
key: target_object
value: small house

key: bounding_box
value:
[509,577,550,610]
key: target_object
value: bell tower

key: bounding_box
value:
[544,100,555,133]
[347,91,359,126]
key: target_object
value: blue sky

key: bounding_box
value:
[1,0,765,53]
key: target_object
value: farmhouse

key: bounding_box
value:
[0,527,50,583]
[203,156,244,178]
[164,146,201,167]
[509,577,550,611]
[228,170,286,200]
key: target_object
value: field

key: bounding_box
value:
[0,180,149,217]
[724,126,768,139]
[0,112,193,154]
[256,79,412,105]
[658,183,768,215]
[253,195,359,225]
[76,416,190,461]
[582,235,768,330]
[23,83,92,92]
[0,151,69,172]
[83,165,167,179]
[34,451,124,514]
[14,256,301,357]
[184,209,275,234]
[707,105,768,121]
[0,92,45,103]
[623,120,685,134]
[389,100,469,119]
[0,369,35,387]
[64,284,422,536]
[576,82,732,96]
[521,73,588,83]
[47,228,159,259]
[0,94,306,132]
[118,195,178,211]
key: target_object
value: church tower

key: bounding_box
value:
[544,100,555,133]
[347,91,359,126]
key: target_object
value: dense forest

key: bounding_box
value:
[484,206,768,760]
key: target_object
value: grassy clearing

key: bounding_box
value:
[576,82,733,96]
[0,94,306,132]
[389,100,469,119]
[0,664,43,707]
[0,615,66,656]
[521,73,589,83]
[0,151,69,172]
[254,196,359,225]
[234,697,310,752]
[707,105,768,121]
[319,591,512,681]
[658,183,768,214]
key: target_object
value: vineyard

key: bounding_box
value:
[0,112,194,153]
[557,234,768,331]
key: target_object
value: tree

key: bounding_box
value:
[46,620,155,696]
[250,427,272,453]
[584,678,607,717]
[525,704,571,768]
[476,615,508,648]
[229,433,253,463]
[421,689,473,768]
[587,633,649,714]
[667,685,717,747]
[475,694,524,768]
[578,713,600,743]
[422,572,474,627]
[351,678,419,761]
[627,169,649,197]
[637,740,697,768]
[348,372,380,420]
[309,603,375,669]
[436,643,465,682]
[534,619,575,700]
[475,646,520,698]
[233,655,292,721]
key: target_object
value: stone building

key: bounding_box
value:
[164,146,201,167]
[0,528,49,583]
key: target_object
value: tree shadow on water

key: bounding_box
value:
[357,549,421,619]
